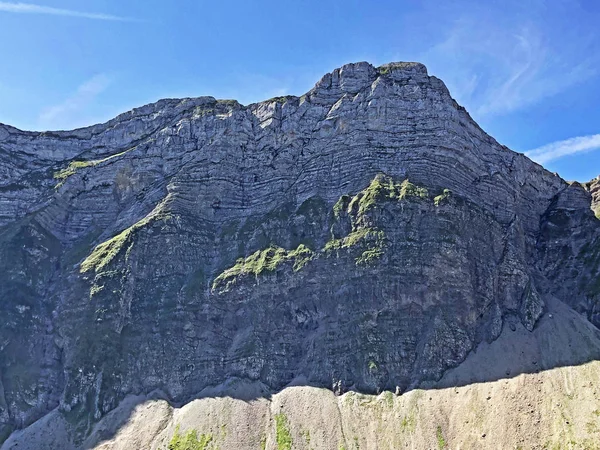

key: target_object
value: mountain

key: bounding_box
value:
[0,61,599,449]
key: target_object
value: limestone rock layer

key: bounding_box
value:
[0,61,599,446]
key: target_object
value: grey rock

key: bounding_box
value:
[0,61,598,446]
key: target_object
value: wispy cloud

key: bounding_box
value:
[39,74,112,129]
[421,4,598,117]
[526,134,600,164]
[0,2,131,21]
[476,30,595,116]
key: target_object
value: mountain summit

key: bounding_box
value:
[1,62,600,449]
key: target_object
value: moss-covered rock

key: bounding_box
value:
[212,244,315,292]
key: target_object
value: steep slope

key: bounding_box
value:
[5,296,600,449]
[0,61,599,448]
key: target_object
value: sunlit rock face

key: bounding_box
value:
[0,61,599,445]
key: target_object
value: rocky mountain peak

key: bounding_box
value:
[1,61,599,449]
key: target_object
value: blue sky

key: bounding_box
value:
[0,0,598,181]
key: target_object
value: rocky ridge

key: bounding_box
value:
[0,61,599,448]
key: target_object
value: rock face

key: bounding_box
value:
[585,176,600,219]
[7,295,600,450]
[0,61,599,447]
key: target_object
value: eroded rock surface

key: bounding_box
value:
[0,61,599,446]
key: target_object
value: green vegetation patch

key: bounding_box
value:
[324,228,386,265]
[325,228,383,250]
[397,178,429,200]
[213,244,314,291]
[80,208,171,274]
[80,226,135,274]
[400,412,416,433]
[436,426,446,449]
[333,195,350,218]
[301,429,311,445]
[168,425,213,450]
[381,391,394,408]
[213,175,435,290]
[377,62,422,75]
[275,413,293,450]
[434,189,452,206]
[54,160,96,183]
[268,95,293,104]
[217,99,239,108]
[193,106,215,117]
[355,246,385,265]
[345,175,429,217]
[53,148,133,188]
[326,175,441,265]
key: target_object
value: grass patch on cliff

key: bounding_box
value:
[436,426,446,449]
[168,425,213,450]
[326,174,433,265]
[333,195,350,218]
[377,62,418,75]
[212,244,314,291]
[53,148,134,188]
[80,205,171,274]
[347,175,429,216]
[400,412,416,433]
[434,189,452,206]
[192,106,215,118]
[381,391,394,408]
[398,178,429,200]
[54,160,96,182]
[325,228,384,250]
[324,228,386,265]
[275,413,293,450]
[80,227,134,274]
[301,429,311,446]
[355,246,385,265]
[268,95,293,104]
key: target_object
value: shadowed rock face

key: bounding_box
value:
[0,61,599,445]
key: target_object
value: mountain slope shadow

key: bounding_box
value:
[4,294,600,450]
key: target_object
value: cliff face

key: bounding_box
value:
[0,61,599,446]
[585,176,600,218]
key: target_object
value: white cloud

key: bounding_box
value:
[0,2,130,21]
[421,7,597,117]
[476,30,594,116]
[526,134,600,164]
[39,74,112,129]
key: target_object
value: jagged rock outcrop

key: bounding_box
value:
[585,176,600,218]
[0,61,599,447]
